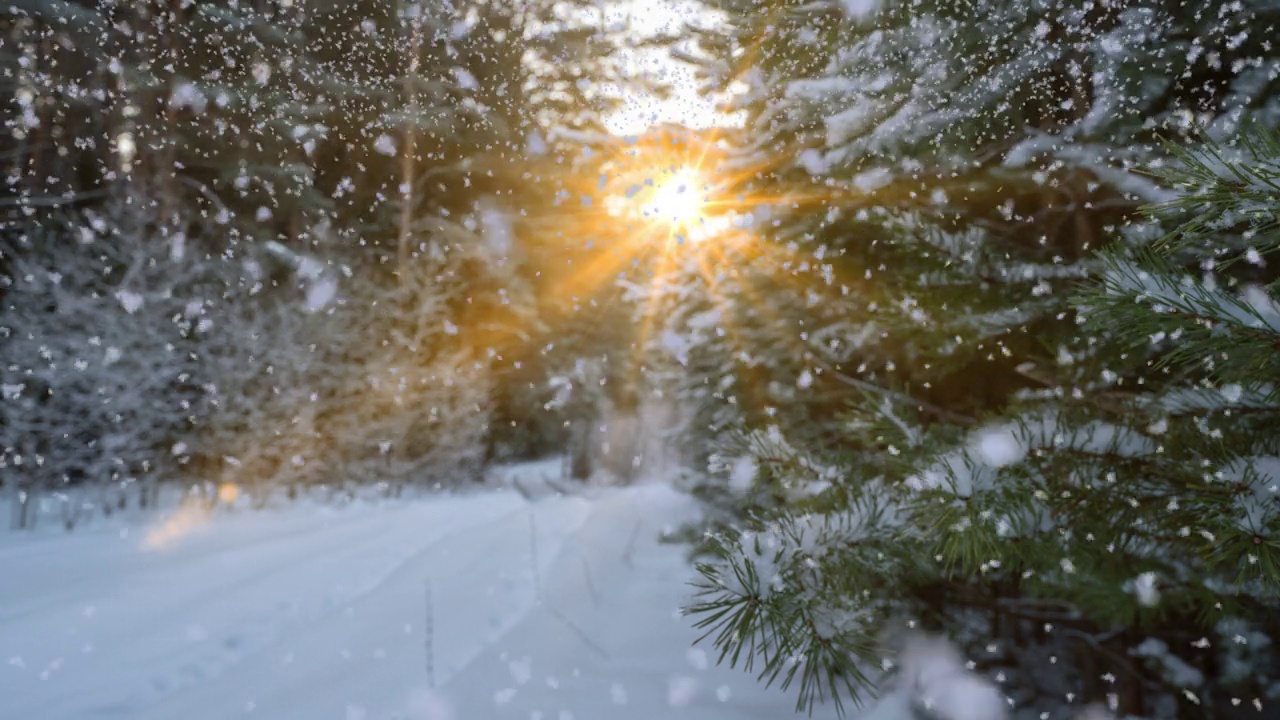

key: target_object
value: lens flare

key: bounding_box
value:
[144,496,213,550]
[218,482,240,504]
[643,169,708,227]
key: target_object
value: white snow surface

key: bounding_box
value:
[0,472,906,720]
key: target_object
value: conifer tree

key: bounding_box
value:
[675,0,1280,716]
[689,127,1280,719]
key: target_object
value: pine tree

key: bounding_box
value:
[675,0,1280,716]
[689,129,1280,717]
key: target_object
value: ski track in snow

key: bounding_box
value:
[0,480,839,720]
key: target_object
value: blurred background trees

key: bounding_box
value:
[0,0,653,522]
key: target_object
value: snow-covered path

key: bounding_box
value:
[0,481,825,720]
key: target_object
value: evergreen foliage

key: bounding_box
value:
[689,127,1280,719]
[675,0,1280,716]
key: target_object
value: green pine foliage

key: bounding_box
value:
[1077,131,1280,580]
[688,128,1280,719]
[676,0,1280,716]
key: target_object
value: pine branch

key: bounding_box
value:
[809,354,978,427]
[1147,130,1280,257]
[688,501,901,715]
[1081,249,1280,395]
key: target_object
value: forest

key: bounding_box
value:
[3,1,1280,719]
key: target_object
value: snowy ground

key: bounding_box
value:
[0,468,840,720]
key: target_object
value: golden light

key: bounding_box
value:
[217,482,240,505]
[532,125,822,307]
[143,498,211,550]
[490,123,885,442]
[641,168,709,228]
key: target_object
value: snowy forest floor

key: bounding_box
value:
[0,464,846,720]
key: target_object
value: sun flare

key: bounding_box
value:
[555,127,806,304]
[643,169,708,227]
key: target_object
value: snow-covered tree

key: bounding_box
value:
[0,195,230,527]
[677,0,1280,716]
[690,128,1280,718]
[2,0,638,512]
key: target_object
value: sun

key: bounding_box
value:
[641,168,709,229]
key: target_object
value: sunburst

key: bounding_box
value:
[640,169,709,227]
[520,124,879,396]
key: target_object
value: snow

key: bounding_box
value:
[825,101,883,148]
[661,328,693,365]
[852,167,894,193]
[841,0,881,20]
[970,424,1026,468]
[727,456,757,492]
[1131,638,1205,690]
[452,67,479,90]
[1133,572,1161,607]
[0,475,892,720]
[899,634,1007,720]
[908,413,1156,497]
[374,134,398,156]
[478,200,514,257]
[1241,284,1280,333]
[116,289,144,314]
[169,83,208,113]
[305,277,338,313]
[525,131,548,156]
[798,148,828,175]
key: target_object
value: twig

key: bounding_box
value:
[809,354,978,427]
[177,176,230,216]
[1060,627,1145,681]
[0,188,109,209]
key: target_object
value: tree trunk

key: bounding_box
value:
[570,417,593,480]
[61,493,79,531]
[396,0,423,277]
[11,487,31,531]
